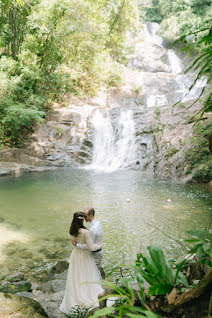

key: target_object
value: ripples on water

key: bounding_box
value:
[0,168,211,279]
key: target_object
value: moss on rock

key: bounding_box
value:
[185,121,212,182]
[0,292,48,317]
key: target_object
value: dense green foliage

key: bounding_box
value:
[186,229,212,267]
[139,0,212,41]
[185,121,212,182]
[135,246,189,296]
[0,0,138,146]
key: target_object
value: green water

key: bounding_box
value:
[0,168,211,281]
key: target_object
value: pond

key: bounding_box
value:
[0,168,211,281]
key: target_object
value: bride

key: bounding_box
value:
[60,211,104,314]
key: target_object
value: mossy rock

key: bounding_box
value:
[193,163,212,183]
[165,146,179,158]
[45,259,69,281]
[0,292,48,317]
[0,280,32,294]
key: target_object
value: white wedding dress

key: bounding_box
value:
[60,228,104,314]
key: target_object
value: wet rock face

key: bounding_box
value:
[22,106,96,167]
[130,39,171,73]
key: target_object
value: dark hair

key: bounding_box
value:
[86,207,95,217]
[69,211,86,237]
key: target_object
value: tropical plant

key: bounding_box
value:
[92,305,161,318]
[177,26,212,117]
[91,279,161,318]
[135,245,189,296]
[185,229,212,267]
[91,235,212,318]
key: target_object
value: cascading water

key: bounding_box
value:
[140,22,207,107]
[86,109,138,172]
[143,22,163,46]
[168,50,183,74]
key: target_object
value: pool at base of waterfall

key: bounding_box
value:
[0,168,211,281]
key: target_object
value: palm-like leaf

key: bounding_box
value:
[174,26,212,117]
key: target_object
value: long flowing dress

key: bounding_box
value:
[60,228,104,314]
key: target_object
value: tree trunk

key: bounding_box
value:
[161,268,212,313]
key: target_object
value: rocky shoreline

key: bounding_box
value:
[0,260,69,318]
[0,258,111,318]
[0,161,57,178]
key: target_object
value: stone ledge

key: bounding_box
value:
[0,162,57,178]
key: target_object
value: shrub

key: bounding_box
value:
[185,229,212,267]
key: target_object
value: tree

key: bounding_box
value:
[0,0,140,146]
[0,0,34,59]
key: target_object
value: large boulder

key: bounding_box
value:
[0,292,48,318]
[45,259,69,281]
[38,280,66,294]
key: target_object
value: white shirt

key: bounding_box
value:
[76,219,102,249]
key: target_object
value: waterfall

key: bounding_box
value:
[168,50,183,74]
[143,22,163,46]
[175,76,208,102]
[86,109,138,172]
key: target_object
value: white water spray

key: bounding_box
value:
[168,50,183,74]
[86,109,138,172]
[143,22,163,46]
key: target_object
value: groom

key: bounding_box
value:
[71,207,105,278]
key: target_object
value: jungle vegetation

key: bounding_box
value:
[0,0,139,147]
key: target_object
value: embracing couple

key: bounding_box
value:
[60,207,104,315]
